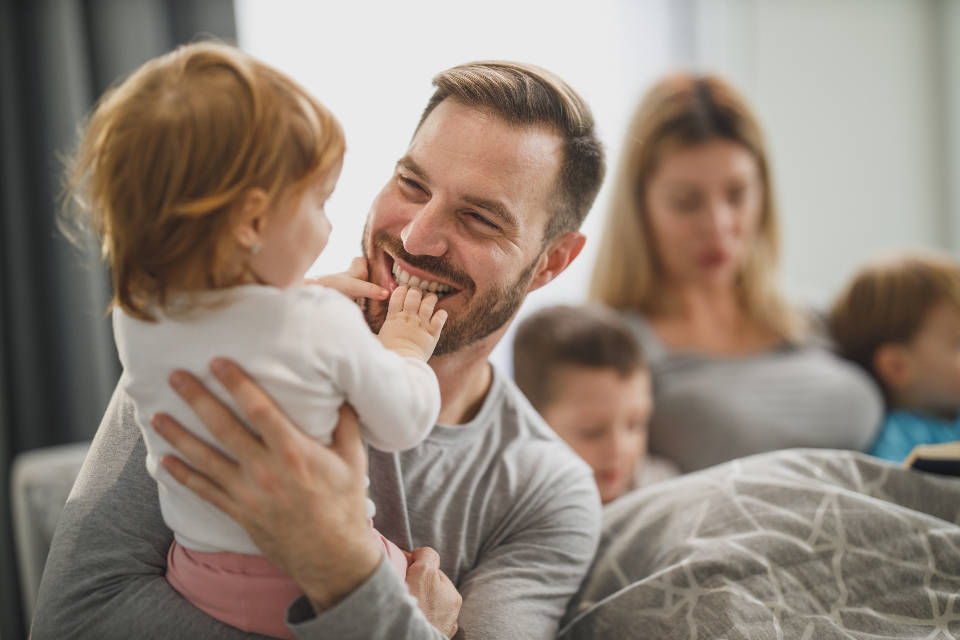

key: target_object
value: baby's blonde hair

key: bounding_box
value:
[66,41,344,320]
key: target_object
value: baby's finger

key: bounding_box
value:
[403,285,422,313]
[388,286,407,315]
[345,257,369,280]
[341,278,388,300]
[430,309,448,336]
[418,293,438,323]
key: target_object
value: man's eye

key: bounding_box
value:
[399,176,424,192]
[465,211,499,230]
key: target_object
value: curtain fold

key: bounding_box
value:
[0,2,236,637]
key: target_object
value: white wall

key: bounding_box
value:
[236,0,959,373]
[690,0,956,306]
[945,0,960,251]
[235,0,674,372]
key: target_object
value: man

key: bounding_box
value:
[33,60,605,639]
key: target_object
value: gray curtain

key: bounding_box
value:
[0,1,236,637]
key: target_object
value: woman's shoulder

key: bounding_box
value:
[618,311,670,363]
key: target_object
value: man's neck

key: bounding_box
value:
[429,337,499,425]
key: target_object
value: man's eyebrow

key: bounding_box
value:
[398,155,519,230]
[462,194,518,230]
[396,156,428,181]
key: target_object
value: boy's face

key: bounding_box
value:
[896,301,960,412]
[540,366,652,504]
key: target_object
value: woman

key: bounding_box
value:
[590,74,881,472]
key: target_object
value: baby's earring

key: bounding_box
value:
[250,242,261,256]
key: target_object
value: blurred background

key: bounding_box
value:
[1,1,957,637]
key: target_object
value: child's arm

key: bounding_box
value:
[319,286,446,452]
[306,257,390,303]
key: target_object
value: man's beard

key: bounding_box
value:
[362,230,540,356]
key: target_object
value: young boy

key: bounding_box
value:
[830,252,960,462]
[513,305,679,503]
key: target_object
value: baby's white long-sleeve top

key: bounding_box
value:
[113,284,440,554]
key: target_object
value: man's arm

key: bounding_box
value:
[156,359,459,639]
[31,386,263,639]
[31,378,456,639]
[453,465,602,639]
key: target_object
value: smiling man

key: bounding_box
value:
[34,61,605,640]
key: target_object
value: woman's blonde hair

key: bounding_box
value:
[589,73,799,339]
[66,41,344,320]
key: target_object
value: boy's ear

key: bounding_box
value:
[527,231,586,294]
[873,343,914,393]
[232,188,270,250]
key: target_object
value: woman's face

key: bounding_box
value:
[644,139,764,289]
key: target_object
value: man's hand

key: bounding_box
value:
[405,547,462,638]
[152,358,382,612]
[307,256,388,303]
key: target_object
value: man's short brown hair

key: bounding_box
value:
[417,61,605,243]
[513,305,646,410]
[829,251,960,396]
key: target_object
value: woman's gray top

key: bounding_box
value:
[625,313,883,472]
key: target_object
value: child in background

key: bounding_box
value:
[830,252,960,462]
[67,42,447,638]
[513,305,679,503]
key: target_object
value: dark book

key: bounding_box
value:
[904,442,960,477]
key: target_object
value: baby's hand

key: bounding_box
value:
[378,286,447,361]
[306,257,389,303]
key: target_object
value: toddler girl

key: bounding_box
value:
[67,41,446,638]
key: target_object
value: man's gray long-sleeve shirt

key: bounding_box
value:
[31,366,602,639]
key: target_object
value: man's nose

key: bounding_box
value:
[400,200,449,257]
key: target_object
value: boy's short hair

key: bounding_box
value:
[829,251,960,396]
[513,304,646,410]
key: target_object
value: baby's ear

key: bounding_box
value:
[873,343,913,393]
[232,188,270,250]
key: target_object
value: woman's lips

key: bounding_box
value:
[699,249,731,269]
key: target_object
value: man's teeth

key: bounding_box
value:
[392,263,454,294]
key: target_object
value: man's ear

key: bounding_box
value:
[874,343,914,394]
[232,188,270,251]
[527,231,586,293]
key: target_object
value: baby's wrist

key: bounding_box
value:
[388,344,429,361]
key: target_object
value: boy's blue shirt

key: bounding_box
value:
[870,409,960,462]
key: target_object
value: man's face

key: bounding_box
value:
[362,99,564,355]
